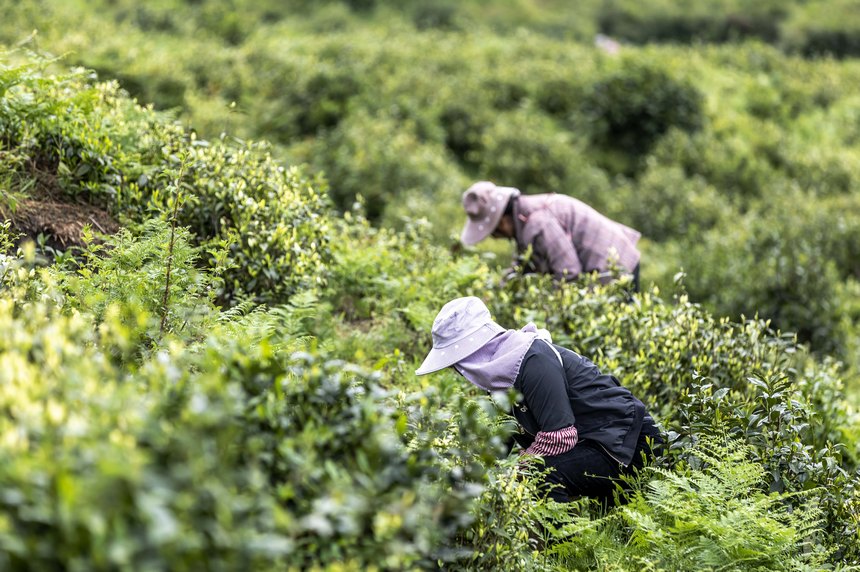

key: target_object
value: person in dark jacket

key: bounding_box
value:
[416,296,661,502]
[460,181,642,290]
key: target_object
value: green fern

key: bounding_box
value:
[548,438,830,571]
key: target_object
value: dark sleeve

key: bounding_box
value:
[516,346,576,432]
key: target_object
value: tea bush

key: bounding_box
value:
[319,211,491,365]
[253,61,364,142]
[140,137,334,304]
[581,56,704,165]
[0,61,129,209]
[299,110,460,222]
[603,162,734,241]
[782,0,860,58]
[2,213,857,568]
[205,343,503,570]
[316,217,860,564]
[0,228,519,570]
[596,0,860,58]
[665,192,860,356]
[437,97,494,165]
[0,238,278,571]
[597,0,788,45]
[0,57,334,304]
[320,207,860,551]
[473,108,610,200]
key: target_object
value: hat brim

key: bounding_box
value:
[460,217,499,246]
[415,322,504,375]
[460,186,519,246]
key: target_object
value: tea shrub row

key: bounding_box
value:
[0,56,332,304]
[0,223,517,571]
[4,6,859,362]
[10,0,860,57]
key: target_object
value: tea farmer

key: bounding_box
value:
[461,181,642,291]
[415,296,661,502]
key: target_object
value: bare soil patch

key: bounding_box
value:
[9,199,119,249]
[2,156,119,250]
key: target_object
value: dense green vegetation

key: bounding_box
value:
[1,1,860,569]
[4,0,860,366]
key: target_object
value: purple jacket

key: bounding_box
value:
[513,194,641,280]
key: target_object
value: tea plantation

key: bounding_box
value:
[1,1,859,570]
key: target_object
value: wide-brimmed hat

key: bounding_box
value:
[460,181,520,246]
[415,296,504,375]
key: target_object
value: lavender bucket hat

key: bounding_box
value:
[415,296,504,375]
[460,181,520,246]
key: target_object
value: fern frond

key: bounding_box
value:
[217,298,259,323]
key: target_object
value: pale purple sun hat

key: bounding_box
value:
[415,296,504,375]
[460,181,521,246]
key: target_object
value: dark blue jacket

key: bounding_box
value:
[512,340,647,466]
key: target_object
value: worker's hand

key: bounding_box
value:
[515,450,537,471]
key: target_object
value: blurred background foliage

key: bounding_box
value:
[1,0,860,569]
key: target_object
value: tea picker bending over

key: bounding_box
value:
[416,296,662,502]
[460,181,642,290]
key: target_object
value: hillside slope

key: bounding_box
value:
[0,54,859,569]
